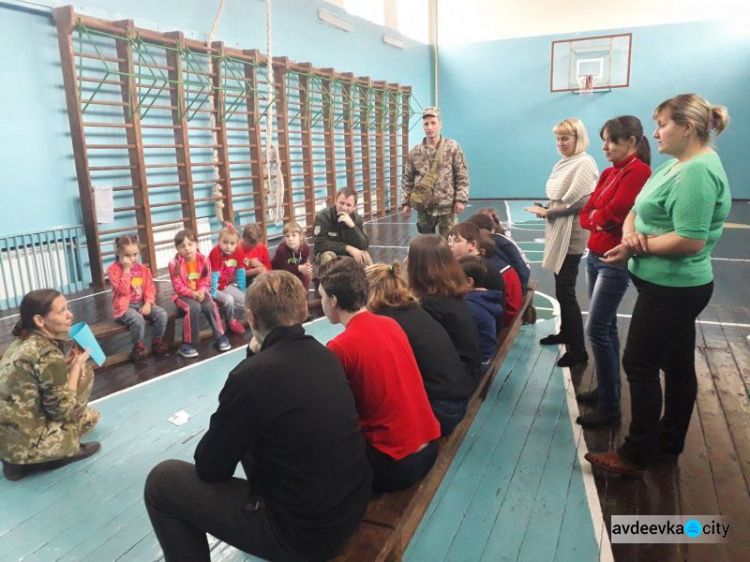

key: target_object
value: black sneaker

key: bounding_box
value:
[576,408,621,428]
[557,350,589,368]
[576,388,599,404]
[540,333,567,345]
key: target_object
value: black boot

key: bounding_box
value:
[557,349,588,368]
[2,441,101,482]
[540,333,567,345]
[577,408,621,428]
[576,387,599,404]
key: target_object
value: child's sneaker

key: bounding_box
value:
[227,318,245,334]
[130,342,147,364]
[216,335,231,352]
[151,339,169,356]
[178,343,199,358]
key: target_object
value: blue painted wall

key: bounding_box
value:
[438,20,750,199]
[0,0,432,236]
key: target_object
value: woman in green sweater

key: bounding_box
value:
[585,94,731,478]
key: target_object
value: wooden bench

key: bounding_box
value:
[335,280,539,561]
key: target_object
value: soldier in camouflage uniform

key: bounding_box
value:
[402,107,470,236]
[0,289,100,481]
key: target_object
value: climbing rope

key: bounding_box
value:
[208,0,226,224]
[264,0,285,224]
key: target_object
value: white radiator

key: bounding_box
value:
[153,217,213,270]
[0,241,75,302]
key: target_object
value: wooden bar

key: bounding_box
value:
[374,81,387,218]
[321,68,338,205]
[54,6,104,289]
[401,86,411,210]
[358,78,373,219]
[387,86,399,212]
[164,31,198,234]
[244,49,268,229]
[298,63,317,228]
[274,56,294,226]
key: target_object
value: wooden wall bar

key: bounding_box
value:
[54,6,412,288]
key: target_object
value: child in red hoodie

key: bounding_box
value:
[240,223,271,284]
[208,224,247,334]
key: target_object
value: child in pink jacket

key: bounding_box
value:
[107,235,169,363]
[169,229,229,358]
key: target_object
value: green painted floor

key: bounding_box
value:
[405,321,603,561]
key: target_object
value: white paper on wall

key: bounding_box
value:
[94,184,114,224]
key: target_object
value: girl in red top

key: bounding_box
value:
[319,257,440,492]
[208,224,247,335]
[576,116,652,428]
[271,222,313,291]
[107,235,168,363]
[169,229,229,359]
[240,223,271,284]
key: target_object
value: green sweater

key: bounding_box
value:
[629,152,731,287]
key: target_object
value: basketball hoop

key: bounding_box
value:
[577,74,596,96]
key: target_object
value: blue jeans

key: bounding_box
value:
[585,252,630,410]
[117,303,169,345]
[430,397,469,436]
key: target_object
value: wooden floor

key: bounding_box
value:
[2,199,749,561]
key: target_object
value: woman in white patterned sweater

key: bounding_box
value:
[526,118,599,368]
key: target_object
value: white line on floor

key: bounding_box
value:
[535,290,614,562]
[579,311,750,329]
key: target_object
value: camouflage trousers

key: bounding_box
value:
[416,210,456,237]
[313,250,373,278]
[3,366,100,465]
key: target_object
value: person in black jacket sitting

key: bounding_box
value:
[312,188,372,271]
[144,271,372,562]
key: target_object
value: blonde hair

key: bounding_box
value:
[553,118,589,154]
[654,93,730,144]
[245,271,307,331]
[282,221,303,236]
[218,223,240,242]
[365,261,418,311]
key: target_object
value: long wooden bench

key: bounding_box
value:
[335,280,539,562]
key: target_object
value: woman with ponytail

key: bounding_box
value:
[586,94,732,478]
[0,290,100,481]
[366,261,475,435]
[576,116,652,428]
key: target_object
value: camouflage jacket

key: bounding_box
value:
[402,137,470,213]
[0,331,79,460]
[312,206,369,256]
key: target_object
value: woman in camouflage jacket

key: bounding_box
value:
[0,289,100,481]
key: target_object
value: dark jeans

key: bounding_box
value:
[144,460,309,562]
[554,253,585,353]
[585,253,630,410]
[366,440,438,493]
[430,397,469,436]
[173,296,224,344]
[618,275,713,468]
